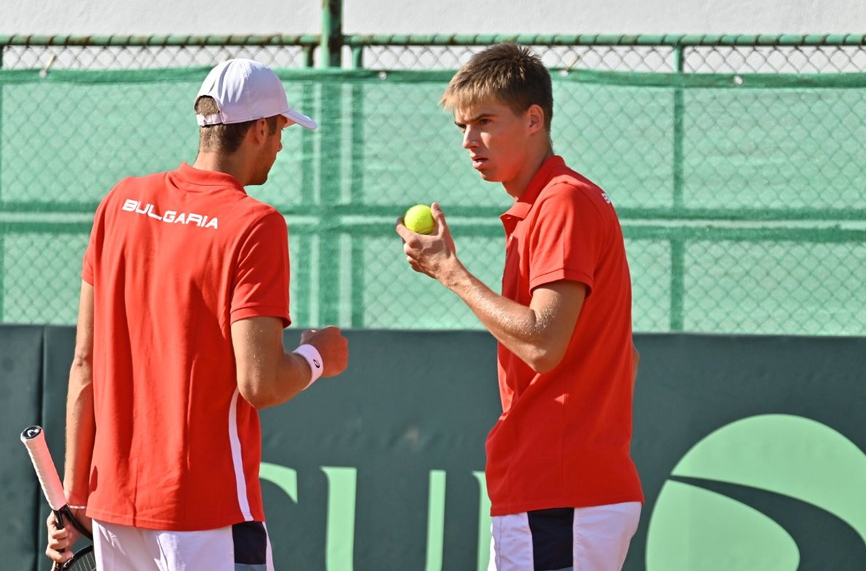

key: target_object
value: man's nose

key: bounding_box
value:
[462,126,478,149]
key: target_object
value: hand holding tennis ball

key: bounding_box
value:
[396,203,460,284]
[403,204,436,235]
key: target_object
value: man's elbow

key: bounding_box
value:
[525,344,566,375]
[239,389,277,410]
[237,379,280,410]
[69,352,93,384]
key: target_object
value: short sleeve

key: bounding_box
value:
[230,210,291,327]
[82,237,95,285]
[82,195,110,285]
[528,185,605,294]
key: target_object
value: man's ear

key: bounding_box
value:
[250,118,270,144]
[527,104,545,133]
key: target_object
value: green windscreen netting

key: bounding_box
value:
[1,67,865,333]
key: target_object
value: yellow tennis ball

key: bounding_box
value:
[404,204,435,235]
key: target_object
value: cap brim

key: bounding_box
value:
[285,109,317,130]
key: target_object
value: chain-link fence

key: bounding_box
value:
[1,35,865,334]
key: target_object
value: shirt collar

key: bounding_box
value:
[171,162,247,193]
[501,155,565,222]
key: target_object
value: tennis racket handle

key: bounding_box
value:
[20,425,67,511]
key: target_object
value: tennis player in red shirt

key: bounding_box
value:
[397,44,643,571]
[46,59,349,570]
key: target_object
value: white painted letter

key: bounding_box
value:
[425,470,447,571]
[473,471,492,571]
[322,467,357,571]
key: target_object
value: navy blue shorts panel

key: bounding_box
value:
[527,507,574,570]
[232,521,268,567]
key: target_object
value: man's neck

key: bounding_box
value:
[192,151,249,186]
[503,145,554,200]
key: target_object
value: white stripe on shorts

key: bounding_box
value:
[488,502,641,571]
[92,519,275,571]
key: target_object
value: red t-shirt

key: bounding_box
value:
[81,163,290,530]
[487,155,643,516]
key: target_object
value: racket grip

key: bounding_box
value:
[20,426,67,511]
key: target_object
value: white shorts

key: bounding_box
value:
[92,519,276,571]
[488,502,641,571]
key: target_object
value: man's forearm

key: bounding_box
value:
[232,318,349,410]
[236,339,311,409]
[268,327,348,407]
[443,263,560,372]
[64,360,95,506]
[267,351,313,407]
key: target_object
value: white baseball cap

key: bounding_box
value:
[195,59,317,130]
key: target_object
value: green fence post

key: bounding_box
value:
[318,0,344,325]
[294,234,312,328]
[320,0,343,69]
[0,226,4,322]
[350,236,365,328]
[349,45,366,327]
[669,240,685,332]
[316,96,344,326]
[672,44,685,210]
[294,79,316,328]
[669,44,686,332]
[351,45,363,70]
[0,45,5,322]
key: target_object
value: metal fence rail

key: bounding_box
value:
[5,33,866,72]
[1,34,865,335]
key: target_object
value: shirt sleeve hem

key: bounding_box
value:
[529,268,594,295]
[230,305,291,328]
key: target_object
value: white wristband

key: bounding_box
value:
[293,344,324,388]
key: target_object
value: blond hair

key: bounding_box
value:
[440,43,553,131]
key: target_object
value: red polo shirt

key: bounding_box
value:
[486,155,643,516]
[81,163,290,530]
